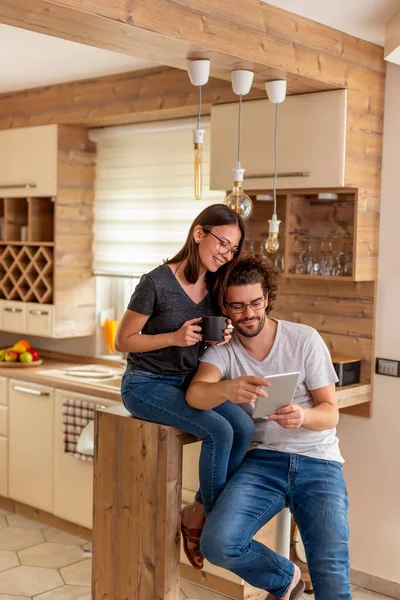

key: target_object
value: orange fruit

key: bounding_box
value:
[17,339,30,351]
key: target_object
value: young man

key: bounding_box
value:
[186,254,351,600]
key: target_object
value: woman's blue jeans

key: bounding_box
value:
[201,449,351,599]
[121,369,255,516]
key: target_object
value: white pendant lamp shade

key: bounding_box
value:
[265,80,287,104]
[231,70,254,96]
[187,59,210,86]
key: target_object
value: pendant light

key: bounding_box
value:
[264,80,287,254]
[224,70,254,220]
[187,59,210,200]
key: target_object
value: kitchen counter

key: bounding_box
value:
[0,355,371,409]
[0,358,123,402]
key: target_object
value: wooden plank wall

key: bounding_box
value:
[54,125,96,337]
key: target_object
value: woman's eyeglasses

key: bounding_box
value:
[226,298,266,314]
[203,228,239,256]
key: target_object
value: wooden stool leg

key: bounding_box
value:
[92,411,182,600]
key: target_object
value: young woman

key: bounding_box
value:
[116,204,255,570]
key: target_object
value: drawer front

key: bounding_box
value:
[0,377,7,406]
[26,303,54,337]
[1,301,26,333]
[0,406,8,436]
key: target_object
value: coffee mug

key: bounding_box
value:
[201,316,228,343]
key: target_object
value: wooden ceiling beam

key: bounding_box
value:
[0,66,269,129]
[0,0,383,95]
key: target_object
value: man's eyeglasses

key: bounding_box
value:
[226,298,266,314]
[203,228,239,256]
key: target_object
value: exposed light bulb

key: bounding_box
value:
[265,214,281,254]
[193,128,205,200]
[224,168,253,220]
[187,60,210,201]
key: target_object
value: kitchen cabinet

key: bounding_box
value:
[0,125,57,198]
[8,379,54,512]
[0,124,96,338]
[0,377,8,497]
[210,90,347,191]
[53,389,119,529]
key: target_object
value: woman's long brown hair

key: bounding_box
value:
[165,204,246,310]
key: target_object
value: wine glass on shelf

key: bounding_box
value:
[295,251,307,274]
[342,235,353,277]
[332,251,344,276]
[323,236,335,276]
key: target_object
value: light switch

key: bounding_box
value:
[375,358,400,377]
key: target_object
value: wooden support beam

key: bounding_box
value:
[0,0,383,92]
[0,66,267,129]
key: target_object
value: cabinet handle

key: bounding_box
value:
[244,171,311,179]
[0,183,37,189]
[4,307,23,313]
[29,310,49,316]
[12,385,50,396]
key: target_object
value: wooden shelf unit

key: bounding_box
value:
[0,197,54,304]
[245,188,376,418]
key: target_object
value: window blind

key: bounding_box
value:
[92,119,225,277]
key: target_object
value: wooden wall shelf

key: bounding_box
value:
[0,197,54,305]
[0,244,53,304]
[244,188,375,419]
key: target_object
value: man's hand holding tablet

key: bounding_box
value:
[252,372,301,423]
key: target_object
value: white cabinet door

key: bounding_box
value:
[53,389,119,529]
[0,377,8,406]
[0,436,7,497]
[0,125,57,197]
[210,90,347,191]
[8,379,54,512]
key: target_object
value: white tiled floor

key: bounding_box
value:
[0,508,395,600]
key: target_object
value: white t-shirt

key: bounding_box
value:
[200,319,343,463]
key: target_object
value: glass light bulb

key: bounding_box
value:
[194,143,203,200]
[224,181,253,220]
[265,233,280,254]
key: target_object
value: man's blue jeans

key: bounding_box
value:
[201,449,351,599]
[121,369,255,516]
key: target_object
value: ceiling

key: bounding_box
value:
[1,1,400,94]
[264,0,400,46]
[0,23,156,94]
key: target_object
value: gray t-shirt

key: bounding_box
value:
[200,319,343,463]
[127,264,217,376]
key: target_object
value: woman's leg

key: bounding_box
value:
[195,400,255,505]
[122,373,235,515]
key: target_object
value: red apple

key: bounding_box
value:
[29,348,40,361]
[5,349,18,362]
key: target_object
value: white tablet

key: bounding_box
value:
[252,372,301,419]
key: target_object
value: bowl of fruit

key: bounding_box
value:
[0,340,42,367]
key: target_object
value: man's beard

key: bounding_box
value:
[234,312,266,338]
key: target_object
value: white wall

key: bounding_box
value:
[337,62,400,583]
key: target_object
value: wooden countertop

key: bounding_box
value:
[0,356,371,409]
[0,358,122,402]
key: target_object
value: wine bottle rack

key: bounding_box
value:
[0,244,53,303]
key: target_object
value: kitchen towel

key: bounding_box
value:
[62,397,103,461]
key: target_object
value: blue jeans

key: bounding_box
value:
[121,369,255,516]
[201,449,351,599]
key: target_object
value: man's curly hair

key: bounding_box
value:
[225,253,279,315]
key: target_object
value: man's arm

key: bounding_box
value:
[268,383,339,431]
[186,362,268,410]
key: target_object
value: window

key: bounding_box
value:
[92,118,225,278]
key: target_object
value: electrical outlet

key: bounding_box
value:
[375,357,400,378]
